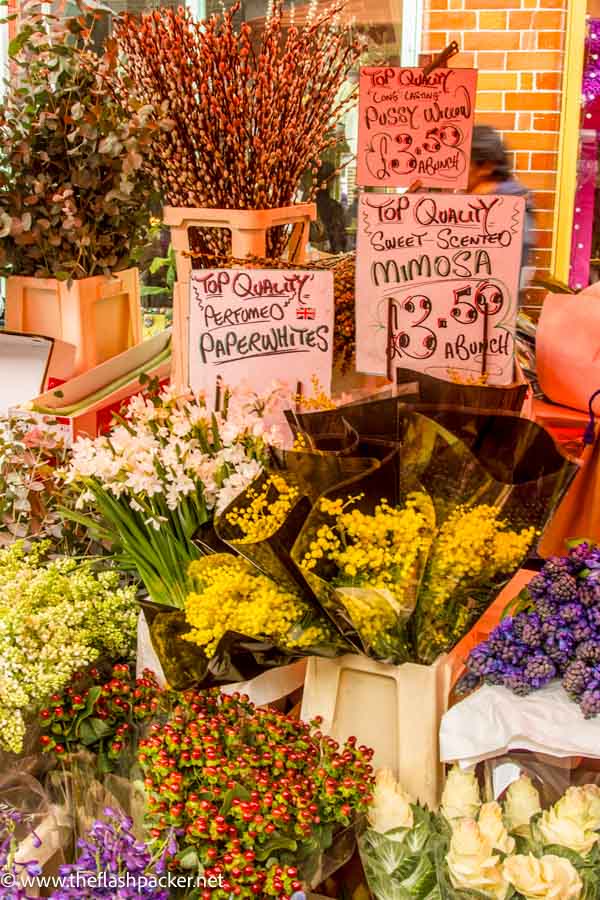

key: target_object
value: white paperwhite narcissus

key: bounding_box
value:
[368,768,414,839]
[504,776,542,835]
[441,765,481,821]
[503,853,582,900]
[446,818,508,900]
[66,387,278,516]
[478,801,516,855]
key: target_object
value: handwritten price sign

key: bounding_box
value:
[355,192,525,384]
[357,67,477,189]
[188,268,334,401]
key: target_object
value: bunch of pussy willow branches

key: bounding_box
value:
[115,1,362,258]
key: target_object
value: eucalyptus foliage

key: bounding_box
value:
[0,2,161,280]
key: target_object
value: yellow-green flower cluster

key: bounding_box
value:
[293,375,338,412]
[417,504,535,662]
[0,541,137,753]
[302,493,434,593]
[184,554,330,656]
[225,475,299,544]
[300,493,434,656]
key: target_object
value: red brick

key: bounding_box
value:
[536,72,562,90]
[504,132,559,151]
[464,30,520,50]
[475,92,504,111]
[507,51,562,70]
[532,11,564,28]
[505,92,560,111]
[531,230,554,249]
[476,51,507,70]
[534,113,561,130]
[452,51,477,67]
[422,32,448,51]
[521,172,558,190]
[479,11,507,29]
[533,191,557,211]
[429,11,476,29]
[515,152,530,171]
[538,31,564,50]
[428,0,448,8]
[531,250,553,269]
[531,152,558,170]
[533,211,557,230]
[540,0,565,6]
[520,73,533,90]
[465,0,514,7]
[509,12,534,29]
[474,112,516,129]
[477,72,517,90]
[518,113,533,130]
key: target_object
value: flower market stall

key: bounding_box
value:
[1,2,600,899]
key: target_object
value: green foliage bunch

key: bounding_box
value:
[0,2,161,280]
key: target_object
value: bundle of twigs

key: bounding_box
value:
[115,1,362,258]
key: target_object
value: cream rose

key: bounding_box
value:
[537,807,598,857]
[555,787,592,827]
[441,766,481,821]
[478,802,516,855]
[504,853,582,900]
[446,819,508,900]
[582,784,600,831]
[369,768,414,838]
[504,776,542,835]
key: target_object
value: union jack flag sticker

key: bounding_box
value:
[296,307,316,320]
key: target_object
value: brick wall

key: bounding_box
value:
[422,0,568,302]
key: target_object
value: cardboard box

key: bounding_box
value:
[21,329,172,441]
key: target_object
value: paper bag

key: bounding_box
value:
[539,431,600,556]
[537,288,600,412]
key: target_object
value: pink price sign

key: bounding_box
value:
[357,66,477,189]
[355,192,525,385]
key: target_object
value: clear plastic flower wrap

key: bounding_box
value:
[0,771,71,893]
[286,400,576,665]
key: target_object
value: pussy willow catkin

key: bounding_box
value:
[115,1,362,259]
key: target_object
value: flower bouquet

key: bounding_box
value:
[359,766,600,900]
[459,542,600,718]
[285,401,575,665]
[183,553,341,660]
[139,691,372,900]
[3,803,172,899]
[0,416,91,555]
[50,808,173,899]
[138,689,374,899]
[0,542,137,756]
[65,382,276,609]
[37,665,163,776]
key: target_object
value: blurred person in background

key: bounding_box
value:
[468,124,535,290]
[310,161,348,254]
